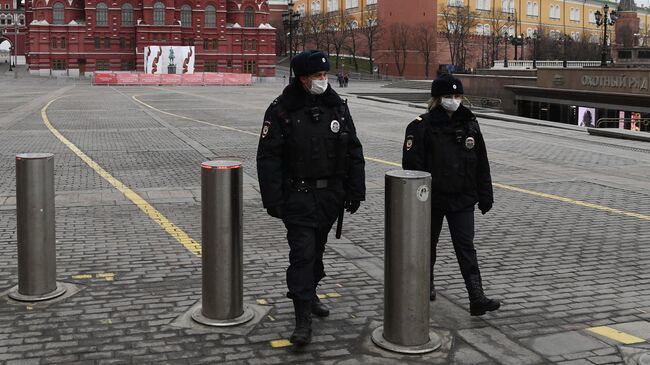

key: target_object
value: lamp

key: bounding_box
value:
[595,3,617,67]
[282,0,301,81]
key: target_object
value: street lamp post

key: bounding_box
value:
[531,30,539,69]
[595,4,618,67]
[504,30,509,68]
[282,0,301,82]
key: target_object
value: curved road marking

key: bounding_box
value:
[132,93,650,222]
[41,97,202,256]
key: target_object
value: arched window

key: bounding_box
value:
[53,2,64,24]
[121,3,133,26]
[204,4,216,27]
[96,2,107,26]
[153,2,165,25]
[19,15,25,24]
[244,7,254,27]
[533,2,538,15]
[311,0,320,14]
[181,4,192,27]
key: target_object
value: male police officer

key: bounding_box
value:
[257,50,365,345]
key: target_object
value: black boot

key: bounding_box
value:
[311,295,330,317]
[290,299,312,346]
[466,275,500,316]
[430,272,436,301]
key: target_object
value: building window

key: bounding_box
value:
[227,59,232,67]
[121,60,135,70]
[477,0,490,11]
[51,38,57,48]
[153,2,165,25]
[119,37,125,48]
[61,37,66,48]
[244,7,254,27]
[252,40,257,50]
[53,2,65,24]
[122,3,133,26]
[243,60,256,74]
[311,0,320,15]
[96,2,107,26]
[203,38,209,49]
[550,5,560,19]
[96,60,110,70]
[204,5,216,28]
[189,38,194,46]
[104,37,110,48]
[205,60,217,72]
[345,0,358,9]
[243,39,248,49]
[19,15,25,25]
[94,37,101,48]
[52,59,66,70]
[212,39,217,49]
[181,4,192,27]
[327,0,338,12]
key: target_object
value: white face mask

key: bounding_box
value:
[309,79,329,95]
[440,97,461,112]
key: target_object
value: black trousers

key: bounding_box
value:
[284,223,334,301]
[431,206,481,283]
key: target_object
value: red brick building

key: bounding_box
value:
[0,0,27,64]
[25,0,276,76]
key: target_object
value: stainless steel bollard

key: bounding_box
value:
[191,160,254,326]
[371,170,441,354]
[9,153,66,301]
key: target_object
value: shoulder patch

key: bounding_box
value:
[415,116,422,122]
[405,135,414,151]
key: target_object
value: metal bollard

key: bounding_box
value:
[192,160,254,326]
[371,170,441,354]
[9,153,66,302]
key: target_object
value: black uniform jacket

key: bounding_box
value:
[256,81,366,226]
[402,104,493,212]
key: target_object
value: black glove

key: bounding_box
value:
[478,201,493,215]
[266,205,283,219]
[344,200,361,214]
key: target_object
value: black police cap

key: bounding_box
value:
[431,74,464,97]
[291,50,331,77]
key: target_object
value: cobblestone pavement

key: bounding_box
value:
[1,75,650,365]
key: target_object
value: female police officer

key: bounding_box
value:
[257,50,365,345]
[402,74,500,316]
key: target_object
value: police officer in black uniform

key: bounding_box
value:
[256,50,365,345]
[402,74,500,316]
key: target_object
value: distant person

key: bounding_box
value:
[337,72,344,87]
[343,73,349,87]
[401,74,501,316]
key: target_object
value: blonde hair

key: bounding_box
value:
[427,96,441,111]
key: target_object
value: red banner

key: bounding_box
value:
[223,73,252,85]
[203,72,225,85]
[139,74,161,85]
[94,73,117,85]
[116,73,140,85]
[182,73,204,85]
[161,74,183,85]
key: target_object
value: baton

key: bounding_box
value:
[335,205,344,239]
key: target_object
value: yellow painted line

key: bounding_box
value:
[270,339,292,348]
[493,183,650,221]
[267,315,275,321]
[95,272,114,278]
[256,299,268,305]
[41,97,201,256]
[100,319,113,324]
[133,92,650,222]
[26,305,33,310]
[326,292,341,298]
[317,293,327,300]
[132,95,258,136]
[336,283,343,288]
[72,274,93,280]
[587,326,645,344]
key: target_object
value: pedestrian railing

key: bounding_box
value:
[491,60,608,69]
[595,118,650,130]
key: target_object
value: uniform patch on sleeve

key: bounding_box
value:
[261,121,271,139]
[405,135,414,151]
[415,116,423,121]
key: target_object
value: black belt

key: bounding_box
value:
[290,178,339,192]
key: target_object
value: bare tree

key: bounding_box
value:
[413,22,436,78]
[329,14,349,69]
[616,24,636,48]
[387,22,410,76]
[440,5,479,71]
[303,13,326,50]
[359,7,380,74]
[345,18,360,71]
[487,8,514,66]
